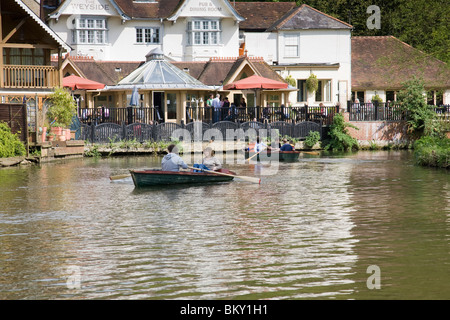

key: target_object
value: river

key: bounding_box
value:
[0,151,448,300]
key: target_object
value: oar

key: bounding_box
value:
[300,151,320,155]
[245,146,267,161]
[110,173,131,180]
[187,166,260,184]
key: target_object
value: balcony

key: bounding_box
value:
[1,64,60,89]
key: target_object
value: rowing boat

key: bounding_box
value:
[130,168,235,187]
[245,149,300,162]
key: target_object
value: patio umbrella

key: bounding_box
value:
[223,75,288,90]
[129,86,140,106]
[63,75,105,90]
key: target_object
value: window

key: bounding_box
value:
[267,94,280,108]
[72,17,107,44]
[4,48,46,65]
[351,91,365,103]
[187,19,221,45]
[315,80,332,102]
[284,34,299,57]
[427,90,444,106]
[297,80,306,102]
[136,27,160,44]
[386,90,396,102]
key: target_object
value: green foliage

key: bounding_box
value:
[372,94,383,103]
[292,0,450,64]
[306,73,318,93]
[397,77,436,136]
[414,136,450,168]
[47,87,77,128]
[285,75,296,87]
[0,122,26,158]
[324,113,359,151]
[304,130,321,148]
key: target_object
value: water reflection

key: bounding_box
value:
[0,151,449,299]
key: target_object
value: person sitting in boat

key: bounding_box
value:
[280,138,294,151]
[161,144,188,172]
[254,136,268,153]
[202,147,222,171]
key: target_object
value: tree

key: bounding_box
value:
[47,87,77,128]
[397,77,436,136]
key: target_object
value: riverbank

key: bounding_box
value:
[413,136,450,168]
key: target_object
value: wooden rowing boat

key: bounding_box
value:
[245,149,300,161]
[130,168,235,187]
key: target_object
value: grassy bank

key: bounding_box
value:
[413,136,449,168]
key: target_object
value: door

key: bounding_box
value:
[153,91,164,123]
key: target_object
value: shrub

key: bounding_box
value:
[414,136,449,168]
[304,131,321,148]
[324,113,359,151]
[0,122,26,158]
[397,77,436,136]
[47,87,77,128]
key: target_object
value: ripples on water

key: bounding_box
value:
[0,151,448,299]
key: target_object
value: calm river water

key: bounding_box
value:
[0,151,449,300]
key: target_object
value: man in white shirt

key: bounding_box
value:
[212,94,221,123]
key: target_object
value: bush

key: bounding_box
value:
[47,87,77,128]
[304,131,320,148]
[414,136,449,168]
[397,77,436,136]
[0,122,26,158]
[324,113,359,151]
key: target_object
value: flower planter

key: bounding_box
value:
[51,126,63,136]
[42,127,47,142]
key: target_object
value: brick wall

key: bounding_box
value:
[343,112,410,142]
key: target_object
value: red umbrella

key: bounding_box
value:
[223,75,288,90]
[63,75,105,90]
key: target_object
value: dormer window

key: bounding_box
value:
[187,19,221,45]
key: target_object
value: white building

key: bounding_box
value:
[44,0,353,106]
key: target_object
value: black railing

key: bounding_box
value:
[79,105,339,127]
[79,120,323,143]
[186,105,338,126]
[79,106,163,126]
[347,102,450,121]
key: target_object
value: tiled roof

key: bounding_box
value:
[233,1,296,30]
[114,0,181,19]
[171,56,286,87]
[267,4,352,31]
[352,36,449,90]
[57,56,144,86]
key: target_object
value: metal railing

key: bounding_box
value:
[79,105,339,127]
[347,102,450,121]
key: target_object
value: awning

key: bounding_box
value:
[63,75,105,90]
[223,75,289,90]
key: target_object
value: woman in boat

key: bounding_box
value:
[202,147,222,171]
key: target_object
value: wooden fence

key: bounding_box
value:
[0,103,28,143]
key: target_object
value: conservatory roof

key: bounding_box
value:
[105,49,210,91]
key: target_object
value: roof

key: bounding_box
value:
[171,56,287,87]
[234,1,296,31]
[108,49,211,90]
[7,0,71,51]
[54,55,143,86]
[352,36,450,90]
[267,4,352,31]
